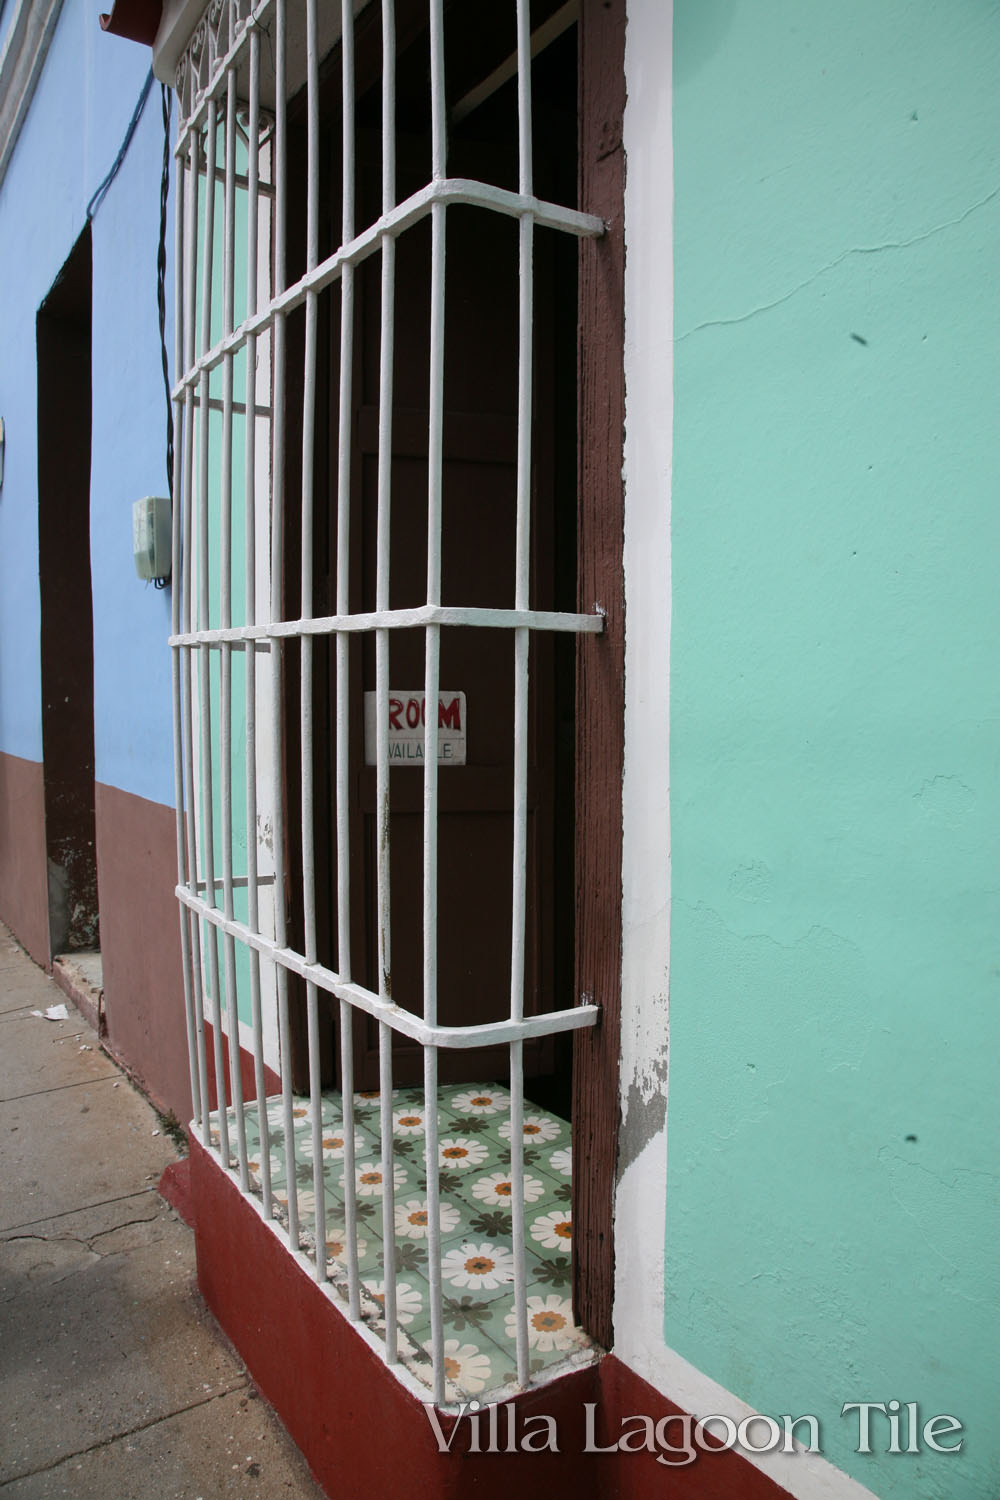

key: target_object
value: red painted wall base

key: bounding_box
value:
[190,1140,795,1500]
[200,1018,282,1115]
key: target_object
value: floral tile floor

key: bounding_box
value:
[210,1083,594,1403]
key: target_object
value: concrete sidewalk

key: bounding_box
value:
[0,925,325,1500]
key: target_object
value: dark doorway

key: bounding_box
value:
[36,228,99,959]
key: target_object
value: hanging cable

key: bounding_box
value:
[154,81,173,589]
[85,63,172,588]
[85,67,155,221]
[158,85,174,496]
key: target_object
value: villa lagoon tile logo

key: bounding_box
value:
[424,1399,964,1465]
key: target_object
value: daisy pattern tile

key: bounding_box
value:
[214,1082,595,1401]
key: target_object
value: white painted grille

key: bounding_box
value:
[170,0,603,1404]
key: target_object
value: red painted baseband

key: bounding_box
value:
[597,1356,796,1500]
[190,1138,795,1500]
[200,1017,282,1115]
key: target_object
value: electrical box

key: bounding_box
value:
[132,495,171,581]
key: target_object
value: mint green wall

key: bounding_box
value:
[193,127,255,1029]
[668,3,999,1496]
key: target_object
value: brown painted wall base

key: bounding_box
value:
[0,752,50,968]
[95,781,191,1124]
[190,1138,795,1500]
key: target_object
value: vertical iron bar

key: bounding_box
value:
[337,0,361,1322]
[422,1046,444,1404]
[220,52,249,1190]
[509,1041,528,1386]
[509,0,535,1388]
[198,99,230,1166]
[375,0,398,1362]
[171,125,202,1136]
[429,0,446,182]
[269,0,300,1251]
[423,0,447,1405]
[301,0,327,1283]
[243,20,272,1219]
[183,130,210,1143]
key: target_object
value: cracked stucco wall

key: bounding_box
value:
[666,3,1000,1498]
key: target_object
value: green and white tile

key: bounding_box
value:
[211,1081,594,1400]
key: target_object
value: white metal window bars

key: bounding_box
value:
[169,0,605,1406]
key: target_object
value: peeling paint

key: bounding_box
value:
[617,1073,666,1177]
[728,858,772,904]
[913,773,976,826]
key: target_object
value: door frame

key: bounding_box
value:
[570,0,626,1354]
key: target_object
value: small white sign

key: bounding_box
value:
[364,690,467,766]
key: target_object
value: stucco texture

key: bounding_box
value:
[0,3,174,806]
[668,3,1000,1498]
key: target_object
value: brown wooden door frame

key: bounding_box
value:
[571,0,627,1353]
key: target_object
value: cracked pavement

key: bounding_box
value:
[0,925,325,1499]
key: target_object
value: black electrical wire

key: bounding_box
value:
[86,64,173,588]
[85,67,155,222]
[154,82,173,590]
[158,86,174,495]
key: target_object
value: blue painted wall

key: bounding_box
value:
[669,3,1000,1497]
[0,2,174,806]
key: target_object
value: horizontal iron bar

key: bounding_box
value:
[202,396,274,418]
[197,162,277,200]
[177,885,600,1048]
[193,638,271,653]
[171,178,604,400]
[170,603,605,647]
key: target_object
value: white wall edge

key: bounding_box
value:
[0,0,64,191]
[614,0,673,1366]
